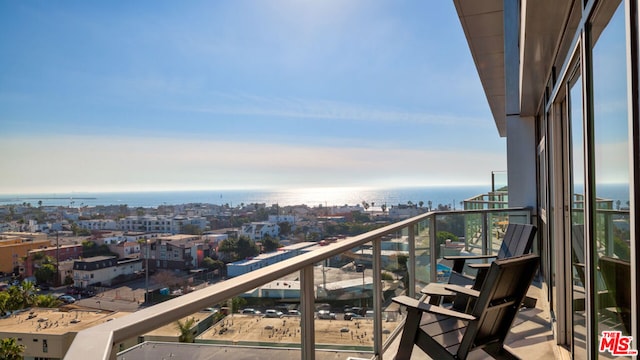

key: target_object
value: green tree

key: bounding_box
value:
[231,297,247,313]
[218,236,259,262]
[351,211,370,223]
[180,224,203,235]
[436,230,459,243]
[261,235,280,252]
[0,292,9,315]
[201,257,224,272]
[0,338,25,360]
[82,241,117,258]
[9,281,37,309]
[176,317,196,343]
[33,294,61,308]
[35,263,56,285]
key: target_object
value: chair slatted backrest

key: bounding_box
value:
[457,254,540,359]
[496,223,536,259]
[599,256,631,333]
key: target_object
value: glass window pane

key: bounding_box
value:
[590,0,630,342]
[569,73,587,358]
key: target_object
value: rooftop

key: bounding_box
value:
[0,308,129,336]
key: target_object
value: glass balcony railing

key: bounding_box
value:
[64,206,533,360]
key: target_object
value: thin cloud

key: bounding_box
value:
[0,135,504,194]
[178,94,489,127]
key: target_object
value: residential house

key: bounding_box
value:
[72,256,142,288]
[240,222,280,241]
[143,234,202,272]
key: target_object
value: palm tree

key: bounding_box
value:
[176,317,196,343]
[33,294,61,308]
[0,337,25,360]
[19,281,37,308]
[0,292,9,316]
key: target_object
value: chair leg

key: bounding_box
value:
[395,307,421,360]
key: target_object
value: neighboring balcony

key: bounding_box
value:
[65,204,554,360]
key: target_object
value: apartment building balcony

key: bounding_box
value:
[64,205,559,360]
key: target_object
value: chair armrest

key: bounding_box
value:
[443,254,496,261]
[444,254,496,273]
[467,263,491,270]
[392,295,476,321]
[421,283,456,297]
[444,284,480,299]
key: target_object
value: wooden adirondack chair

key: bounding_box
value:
[445,223,536,274]
[599,256,631,334]
[422,224,537,308]
[393,253,540,360]
[444,223,536,289]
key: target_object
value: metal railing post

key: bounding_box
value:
[482,211,489,254]
[300,266,315,360]
[430,215,437,282]
[373,238,382,358]
[408,224,416,298]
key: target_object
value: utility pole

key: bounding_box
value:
[56,231,60,286]
[145,239,150,304]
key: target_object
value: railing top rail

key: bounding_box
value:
[64,206,532,360]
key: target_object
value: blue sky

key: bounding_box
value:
[0,1,505,194]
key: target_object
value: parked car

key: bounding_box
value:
[58,295,76,304]
[264,309,284,318]
[343,312,363,320]
[239,308,262,315]
[344,306,365,316]
[317,310,336,320]
[287,310,301,316]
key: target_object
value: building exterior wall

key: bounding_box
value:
[240,222,280,241]
[24,244,83,277]
[72,257,142,287]
[76,219,118,231]
[0,236,51,274]
[118,216,208,234]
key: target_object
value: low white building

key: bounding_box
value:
[118,216,208,234]
[227,251,292,277]
[76,219,118,231]
[388,204,426,220]
[108,241,141,258]
[240,222,279,241]
[72,256,143,288]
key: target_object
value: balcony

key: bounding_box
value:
[64,205,558,360]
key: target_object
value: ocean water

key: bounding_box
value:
[0,185,491,209]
